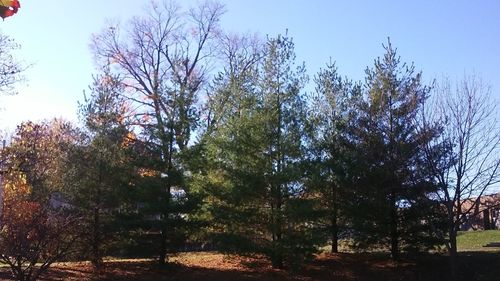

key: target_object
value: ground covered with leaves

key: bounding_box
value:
[1,251,499,281]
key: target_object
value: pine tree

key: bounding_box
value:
[65,68,134,269]
[308,61,361,253]
[199,33,317,269]
[349,40,443,259]
[193,32,268,255]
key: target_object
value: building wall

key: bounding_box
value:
[460,194,500,231]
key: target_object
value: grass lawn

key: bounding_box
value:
[457,230,500,252]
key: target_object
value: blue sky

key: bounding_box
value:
[0,0,499,131]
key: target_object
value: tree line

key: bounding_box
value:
[0,1,499,280]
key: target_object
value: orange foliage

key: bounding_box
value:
[1,172,42,241]
[121,131,136,148]
[137,167,159,178]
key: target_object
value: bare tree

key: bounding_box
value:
[423,75,500,275]
[0,32,27,95]
[90,0,225,264]
[204,32,263,133]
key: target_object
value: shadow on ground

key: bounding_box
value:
[0,252,498,281]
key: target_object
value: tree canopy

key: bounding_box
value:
[0,1,498,280]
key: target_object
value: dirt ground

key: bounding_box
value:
[0,251,499,281]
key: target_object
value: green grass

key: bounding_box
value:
[457,230,500,252]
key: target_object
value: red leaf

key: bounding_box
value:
[0,0,20,19]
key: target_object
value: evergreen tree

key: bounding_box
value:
[349,40,443,258]
[307,61,361,253]
[188,32,266,253]
[64,68,135,269]
[200,33,316,269]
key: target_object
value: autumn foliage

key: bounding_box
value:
[0,172,79,281]
[0,120,80,281]
[0,0,20,19]
[1,172,40,238]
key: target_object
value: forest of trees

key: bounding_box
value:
[0,1,499,281]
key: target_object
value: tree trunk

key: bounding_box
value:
[92,163,104,271]
[331,219,338,253]
[331,185,339,253]
[158,190,170,265]
[159,226,167,265]
[389,189,399,260]
[272,81,284,270]
[159,178,171,265]
[271,255,283,269]
[271,185,284,269]
[271,235,284,270]
[449,226,458,279]
[92,206,101,270]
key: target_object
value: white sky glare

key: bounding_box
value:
[0,0,499,131]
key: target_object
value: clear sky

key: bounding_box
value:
[0,0,499,131]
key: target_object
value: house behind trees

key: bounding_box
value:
[460,193,500,231]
